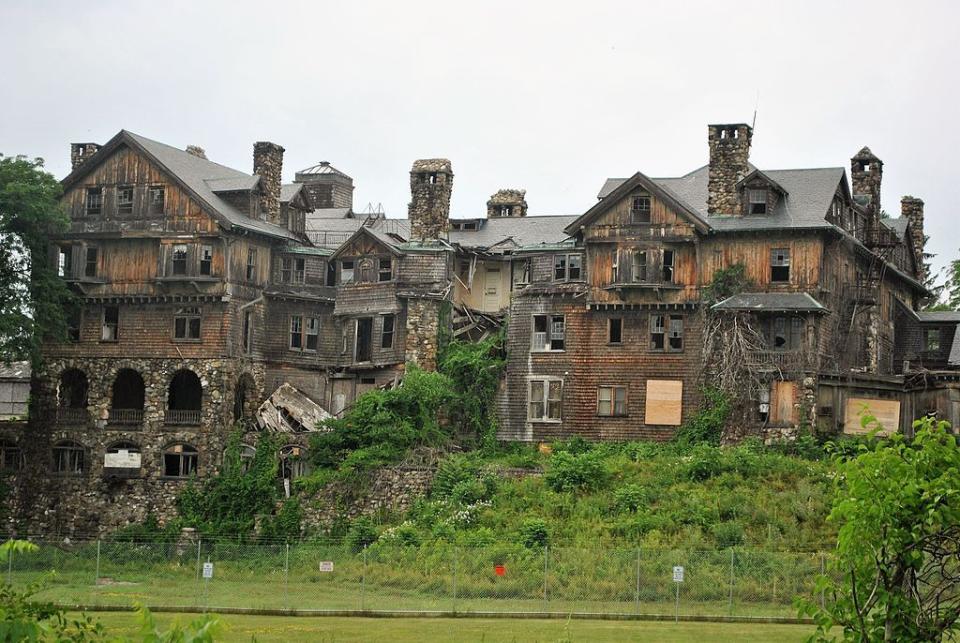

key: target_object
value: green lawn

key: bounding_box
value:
[89,612,814,642]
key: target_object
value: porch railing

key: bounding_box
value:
[107,408,144,425]
[164,409,201,426]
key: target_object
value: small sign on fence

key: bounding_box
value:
[672,566,684,583]
[494,564,506,577]
[319,561,334,572]
[202,562,214,579]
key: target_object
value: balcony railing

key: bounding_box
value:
[744,349,817,372]
[56,407,88,425]
[164,409,202,426]
[107,408,144,425]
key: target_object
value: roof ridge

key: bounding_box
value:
[123,130,251,178]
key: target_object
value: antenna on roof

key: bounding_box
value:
[751,90,760,130]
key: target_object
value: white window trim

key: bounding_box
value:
[527,376,563,423]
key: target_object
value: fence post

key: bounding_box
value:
[284,542,290,612]
[452,546,458,613]
[360,546,367,612]
[634,548,641,615]
[728,548,735,616]
[820,553,826,610]
[194,539,202,607]
[6,543,12,585]
[94,539,101,586]
[542,544,549,612]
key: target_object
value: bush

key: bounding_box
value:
[551,435,592,455]
[518,518,549,548]
[674,387,731,446]
[450,479,488,506]
[258,498,302,541]
[346,517,379,552]
[712,521,745,548]
[684,444,726,481]
[613,483,651,513]
[432,455,480,499]
[545,451,609,492]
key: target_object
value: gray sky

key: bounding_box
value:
[3,0,957,282]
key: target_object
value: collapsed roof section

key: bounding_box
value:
[255,383,332,434]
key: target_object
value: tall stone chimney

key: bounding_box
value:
[408,159,453,241]
[70,143,101,171]
[901,196,926,280]
[185,145,208,160]
[253,141,284,224]
[486,189,528,218]
[707,123,752,215]
[851,147,883,215]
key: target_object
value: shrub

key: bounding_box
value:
[518,518,549,548]
[684,444,726,481]
[432,455,480,499]
[613,483,650,513]
[552,435,592,455]
[259,498,302,541]
[437,333,505,447]
[711,521,745,548]
[450,479,488,506]
[346,517,379,552]
[674,387,731,446]
[545,451,609,492]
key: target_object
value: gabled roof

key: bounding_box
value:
[737,168,788,195]
[296,161,352,180]
[917,311,960,323]
[61,130,300,241]
[206,176,260,192]
[280,183,304,203]
[566,171,712,235]
[450,215,576,251]
[712,292,829,314]
[327,224,405,260]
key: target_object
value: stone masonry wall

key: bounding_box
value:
[707,124,752,215]
[408,159,452,241]
[404,298,442,371]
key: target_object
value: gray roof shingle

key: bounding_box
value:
[918,311,960,322]
[712,292,829,313]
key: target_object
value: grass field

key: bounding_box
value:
[88,612,814,642]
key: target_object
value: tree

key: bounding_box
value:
[938,254,960,311]
[801,416,960,642]
[0,155,70,365]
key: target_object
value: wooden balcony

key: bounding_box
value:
[164,409,201,426]
[107,408,144,426]
[56,407,89,425]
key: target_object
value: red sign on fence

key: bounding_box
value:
[494,564,506,576]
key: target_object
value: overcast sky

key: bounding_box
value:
[2,0,957,281]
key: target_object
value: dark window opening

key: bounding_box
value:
[633,251,647,282]
[163,444,198,478]
[246,248,257,281]
[168,370,202,411]
[749,189,767,214]
[764,316,805,351]
[355,317,373,362]
[233,374,255,422]
[172,244,188,276]
[554,254,582,281]
[924,329,941,352]
[173,307,202,340]
[111,369,145,410]
[1,440,22,473]
[279,445,309,480]
[419,172,438,184]
[381,314,395,349]
[668,315,684,351]
[631,195,651,223]
[554,255,566,281]
[771,248,790,282]
[85,187,102,215]
[102,306,119,341]
[84,247,98,278]
[53,441,84,474]
[568,255,582,280]
[662,250,675,283]
[58,246,73,277]
[306,317,319,351]
[609,318,623,344]
[289,315,303,349]
[378,258,392,282]
[532,314,565,351]
[66,304,81,341]
[58,368,88,408]
[341,260,355,284]
[148,186,165,215]
[117,186,134,215]
[650,314,665,351]
[242,310,252,353]
[200,245,213,276]
[326,261,336,287]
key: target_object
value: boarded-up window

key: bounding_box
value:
[843,397,900,436]
[769,380,798,425]
[644,379,682,425]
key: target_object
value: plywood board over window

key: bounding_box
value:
[844,397,900,436]
[770,380,798,425]
[645,379,682,425]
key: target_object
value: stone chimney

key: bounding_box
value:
[253,141,284,224]
[707,124,752,215]
[901,196,926,280]
[70,143,101,171]
[408,159,453,241]
[486,189,528,218]
[185,145,208,160]
[851,147,883,215]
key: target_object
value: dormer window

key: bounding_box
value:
[749,189,768,214]
[631,195,651,223]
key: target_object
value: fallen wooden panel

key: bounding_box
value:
[844,397,900,435]
[645,379,683,426]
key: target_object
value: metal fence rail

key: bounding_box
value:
[4,539,832,618]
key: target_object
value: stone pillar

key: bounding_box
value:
[707,123,752,215]
[408,159,453,241]
[901,196,926,281]
[486,189,528,218]
[253,142,284,224]
[851,147,883,233]
[70,143,101,171]
[404,299,442,370]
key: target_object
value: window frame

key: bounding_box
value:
[650,313,684,353]
[554,254,583,282]
[632,250,647,282]
[770,248,791,283]
[924,328,941,352]
[631,194,652,223]
[341,260,355,284]
[289,314,319,352]
[199,245,213,276]
[84,187,102,216]
[117,185,135,215]
[528,377,563,422]
[597,385,628,417]
[748,188,768,215]
[148,185,165,215]
[608,317,623,344]
[531,314,565,352]
[173,306,202,342]
[101,305,119,342]
[662,250,675,284]
[381,313,395,349]
[84,246,98,278]
[246,248,258,282]
[0,439,23,473]
[378,257,393,282]
[162,443,198,479]
[171,244,189,276]
[52,441,85,475]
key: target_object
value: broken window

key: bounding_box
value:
[771,248,790,282]
[612,253,620,282]
[355,317,373,362]
[148,186,165,215]
[84,187,102,215]
[305,317,319,351]
[289,315,303,349]
[668,315,684,351]
[528,378,562,421]
[117,185,134,215]
[924,329,941,352]
[749,188,767,214]
[532,314,565,351]
[101,306,119,341]
[378,258,392,282]
[242,310,252,353]
[238,444,256,472]
[58,246,73,277]
[358,259,375,283]
[568,255,582,280]
[662,250,675,283]
[341,260,355,284]
[609,318,623,344]
[200,245,213,276]
[631,194,651,223]
[765,316,805,350]
[58,368,88,409]
[246,248,258,281]
[173,306,202,340]
[650,314,665,350]
[554,254,583,281]
[279,445,310,480]
[598,385,627,416]
[632,251,648,282]
[171,244,188,276]
[554,255,567,281]
[512,259,529,288]
[0,439,22,473]
[163,443,198,478]
[53,440,85,474]
[84,247,98,278]
[289,315,319,351]
[381,314,395,349]
[281,256,305,283]
[293,258,306,283]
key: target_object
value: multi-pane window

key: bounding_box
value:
[341,260,355,284]
[148,186,165,215]
[163,444,198,478]
[924,329,941,352]
[200,245,213,276]
[598,385,627,416]
[632,251,647,282]
[102,306,119,341]
[0,440,22,473]
[532,314,565,351]
[117,186,134,214]
[771,248,790,282]
[554,254,582,281]
[662,250,675,283]
[765,316,805,350]
[650,314,683,352]
[173,307,202,340]
[53,441,85,474]
[381,314,395,349]
[289,315,319,351]
[528,378,562,421]
[246,248,258,281]
[305,317,319,351]
[281,257,305,283]
[609,318,623,344]
[554,255,567,281]
[172,244,188,276]
[631,194,651,223]
[84,187,102,215]
[58,246,73,277]
[84,247,98,278]
[289,316,303,350]
[378,258,393,282]
[749,189,768,214]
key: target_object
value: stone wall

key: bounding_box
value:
[707,124,752,215]
[404,298,442,371]
[901,196,926,281]
[408,159,452,241]
[301,466,435,527]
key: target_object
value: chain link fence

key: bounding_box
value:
[4,539,832,619]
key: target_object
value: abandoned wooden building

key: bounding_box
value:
[1,123,957,535]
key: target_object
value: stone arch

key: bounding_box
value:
[58,368,88,408]
[111,369,145,410]
[162,442,198,478]
[233,372,257,422]
[168,369,202,411]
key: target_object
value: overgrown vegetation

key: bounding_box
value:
[702,263,753,304]
[673,387,731,446]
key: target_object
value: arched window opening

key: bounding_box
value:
[109,368,145,425]
[1,439,22,473]
[279,445,311,482]
[166,370,202,425]
[163,443,198,478]
[104,441,141,478]
[358,258,375,283]
[233,373,256,423]
[57,369,88,424]
[52,440,85,474]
